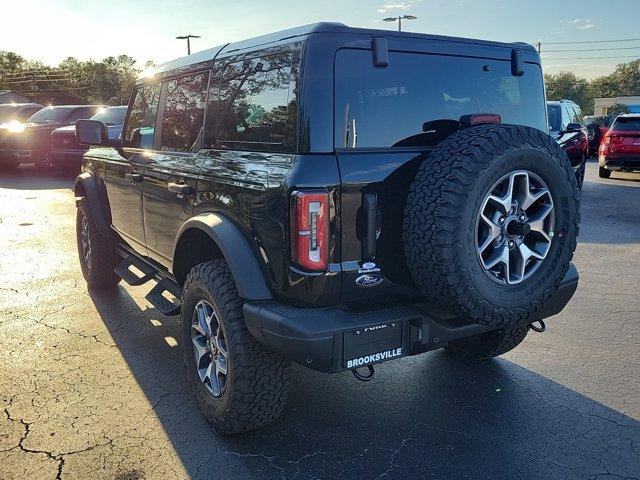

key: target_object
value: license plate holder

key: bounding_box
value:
[343,322,404,369]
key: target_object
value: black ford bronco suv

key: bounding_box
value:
[74,23,579,434]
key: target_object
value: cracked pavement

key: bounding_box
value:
[1,161,639,479]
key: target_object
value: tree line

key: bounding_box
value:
[0,51,152,105]
[544,59,640,115]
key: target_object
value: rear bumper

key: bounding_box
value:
[600,155,640,172]
[244,264,579,373]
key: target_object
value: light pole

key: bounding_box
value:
[176,34,201,55]
[383,14,417,32]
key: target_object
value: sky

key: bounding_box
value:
[2,0,639,79]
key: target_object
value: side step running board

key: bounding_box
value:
[114,254,183,316]
[145,278,182,316]
[114,255,157,286]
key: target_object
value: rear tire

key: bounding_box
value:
[598,166,611,179]
[445,325,529,361]
[181,260,290,435]
[76,199,120,288]
[34,152,56,170]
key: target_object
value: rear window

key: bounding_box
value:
[611,117,640,132]
[334,49,547,149]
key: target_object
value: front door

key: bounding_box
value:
[105,82,161,252]
[142,72,209,267]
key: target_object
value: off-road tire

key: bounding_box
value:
[404,124,579,328]
[181,260,290,435]
[34,153,55,170]
[445,325,529,361]
[598,166,611,179]
[76,199,120,288]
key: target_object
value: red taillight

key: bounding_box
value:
[605,135,623,145]
[459,113,502,126]
[290,191,329,271]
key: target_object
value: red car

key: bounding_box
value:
[599,114,640,178]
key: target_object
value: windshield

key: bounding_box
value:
[611,116,640,132]
[90,106,127,125]
[26,107,73,124]
[547,105,561,132]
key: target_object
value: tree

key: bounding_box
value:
[608,103,630,116]
[544,72,591,112]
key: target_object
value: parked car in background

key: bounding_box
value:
[584,115,616,157]
[50,106,127,169]
[0,105,103,170]
[0,103,43,124]
[598,114,640,178]
[547,99,589,188]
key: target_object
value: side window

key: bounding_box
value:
[160,72,209,152]
[561,106,572,129]
[69,107,99,123]
[212,52,295,151]
[571,106,582,124]
[123,84,161,149]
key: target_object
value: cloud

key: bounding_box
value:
[567,18,596,30]
[377,1,420,13]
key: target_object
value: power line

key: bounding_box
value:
[540,37,640,45]
[542,55,640,60]
[543,46,640,53]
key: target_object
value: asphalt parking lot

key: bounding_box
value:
[1,161,638,480]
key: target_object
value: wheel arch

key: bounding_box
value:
[172,213,273,301]
[74,172,112,237]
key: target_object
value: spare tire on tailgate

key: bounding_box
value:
[403,124,579,327]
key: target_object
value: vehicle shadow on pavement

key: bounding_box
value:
[0,165,76,190]
[90,286,640,480]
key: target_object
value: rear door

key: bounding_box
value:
[142,72,209,267]
[334,47,548,304]
[105,83,161,251]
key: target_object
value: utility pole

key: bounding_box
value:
[383,14,417,32]
[176,34,201,55]
[536,41,542,54]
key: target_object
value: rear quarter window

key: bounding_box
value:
[334,49,547,149]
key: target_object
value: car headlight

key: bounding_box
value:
[3,121,26,133]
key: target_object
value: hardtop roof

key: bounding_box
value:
[143,22,537,81]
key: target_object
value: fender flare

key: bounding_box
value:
[74,172,112,237]
[174,213,273,301]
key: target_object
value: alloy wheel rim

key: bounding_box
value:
[191,300,228,398]
[475,170,555,285]
[80,215,92,269]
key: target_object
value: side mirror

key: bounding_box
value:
[76,119,110,146]
[566,122,583,133]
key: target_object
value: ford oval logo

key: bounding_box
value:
[355,273,383,288]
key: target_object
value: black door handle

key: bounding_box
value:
[125,172,142,183]
[167,182,193,195]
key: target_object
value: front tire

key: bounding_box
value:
[599,166,611,179]
[35,152,56,170]
[181,260,290,435]
[445,325,529,361]
[76,199,120,288]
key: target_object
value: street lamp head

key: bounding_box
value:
[383,17,397,22]
[403,15,417,20]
